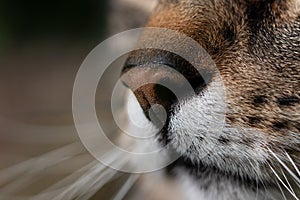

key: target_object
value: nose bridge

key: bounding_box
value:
[145,5,198,39]
[123,49,200,80]
[122,64,189,90]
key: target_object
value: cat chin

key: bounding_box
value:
[167,156,280,200]
[174,165,281,200]
[168,155,271,186]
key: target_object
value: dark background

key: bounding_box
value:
[0,0,108,50]
[0,0,112,128]
[0,0,153,126]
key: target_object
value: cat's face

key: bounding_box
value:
[121,0,300,188]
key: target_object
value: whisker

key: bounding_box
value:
[255,176,259,200]
[280,168,295,196]
[31,161,101,200]
[268,148,300,185]
[0,142,84,193]
[0,139,134,200]
[37,150,131,200]
[275,178,287,200]
[294,179,300,188]
[285,151,300,178]
[112,175,139,200]
[59,165,118,200]
[268,163,299,200]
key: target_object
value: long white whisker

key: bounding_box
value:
[30,161,100,200]
[268,148,300,185]
[294,179,300,189]
[268,164,299,200]
[280,168,295,196]
[50,150,130,200]
[0,142,84,193]
[112,175,139,200]
[285,152,300,178]
[255,176,259,200]
[275,178,287,200]
[72,150,135,200]
[64,165,118,200]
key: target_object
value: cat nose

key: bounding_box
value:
[121,49,207,118]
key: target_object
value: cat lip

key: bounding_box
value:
[167,155,273,188]
[156,119,172,145]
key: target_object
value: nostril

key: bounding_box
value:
[153,84,177,116]
[188,76,207,93]
[155,78,178,105]
[133,83,176,121]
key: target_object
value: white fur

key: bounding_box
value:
[168,79,271,179]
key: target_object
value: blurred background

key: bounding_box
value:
[0,0,178,199]
[0,0,155,165]
[0,0,154,129]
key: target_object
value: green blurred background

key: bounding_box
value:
[0,0,108,51]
